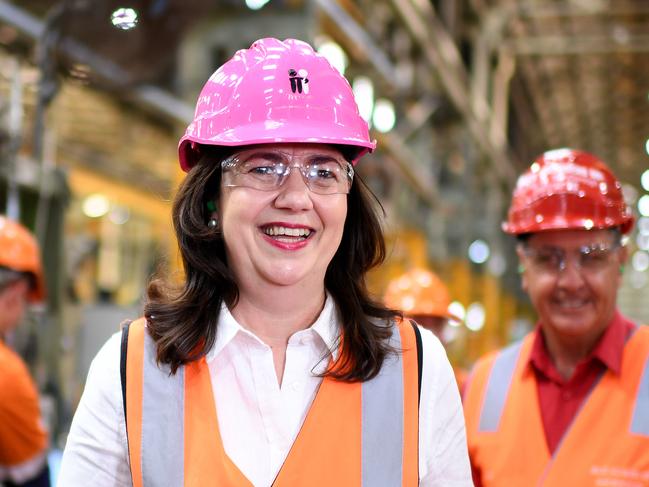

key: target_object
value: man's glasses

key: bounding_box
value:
[521,242,620,274]
[221,150,354,195]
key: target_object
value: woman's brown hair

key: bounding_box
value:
[144,145,399,381]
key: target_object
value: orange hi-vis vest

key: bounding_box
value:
[463,325,649,486]
[122,318,420,486]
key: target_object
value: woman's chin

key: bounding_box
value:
[260,265,322,289]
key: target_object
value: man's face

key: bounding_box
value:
[517,229,627,345]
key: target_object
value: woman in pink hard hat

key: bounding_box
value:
[59,38,471,486]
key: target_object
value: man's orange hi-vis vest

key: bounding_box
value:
[122,318,420,486]
[463,325,649,486]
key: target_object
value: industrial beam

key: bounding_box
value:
[377,131,439,207]
[506,35,649,56]
[389,0,517,186]
[312,0,410,92]
[313,0,447,207]
[0,0,193,125]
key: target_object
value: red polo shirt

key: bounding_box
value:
[528,311,636,454]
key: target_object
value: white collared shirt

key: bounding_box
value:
[58,295,472,486]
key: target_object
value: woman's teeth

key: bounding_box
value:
[263,226,312,238]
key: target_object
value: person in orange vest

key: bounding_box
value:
[384,267,468,390]
[463,148,649,486]
[59,38,472,486]
[0,216,50,487]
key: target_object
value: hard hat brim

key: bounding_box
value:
[179,121,376,171]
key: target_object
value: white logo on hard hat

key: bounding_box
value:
[288,69,309,94]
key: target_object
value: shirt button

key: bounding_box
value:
[561,391,571,400]
[291,381,301,391]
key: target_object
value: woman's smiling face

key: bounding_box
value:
[219,143,349,290]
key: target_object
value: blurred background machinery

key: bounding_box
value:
[0,0,648,478]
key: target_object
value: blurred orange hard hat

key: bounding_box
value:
[503,148,634,235]
[0,216,45,302]
[384,267,460,321]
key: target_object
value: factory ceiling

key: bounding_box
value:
[0,0,647,204]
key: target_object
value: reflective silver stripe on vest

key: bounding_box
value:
[361,324,404,486]
[478,341,523,432]
[141,330,185,487]
[631,356,649,436]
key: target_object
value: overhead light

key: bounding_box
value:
[638,217,649,236]
[109,206,130,225]
[245,0,271,10]
[636,233,649,251]
[641,169,649,192]
[466,302,486,332]
[639,195,649,217]
[372,99,396,133]
[111,8,138,30]
[442,326,460,343]
[82,194,110,218]
[631,251,649,272]
[352,77,374,124]
[612,25,630,45]
[317,40,348,75]
[487,252,507,276]
[468,239,490,264]
[646,138,649,157]
[448,301,466,324]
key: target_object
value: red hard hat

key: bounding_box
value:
[0,216,45,302]
[503,148,634,235]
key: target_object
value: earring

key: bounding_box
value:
[517,264,525,274]
[206,200,218,229]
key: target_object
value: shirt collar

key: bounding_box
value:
[205,292,341,363]
[307,292,341,357]
[528,310,636,378]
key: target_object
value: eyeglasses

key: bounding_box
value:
[221,150,354,195]
[521,242,620,274]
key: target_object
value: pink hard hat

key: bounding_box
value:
[178,38,377,172]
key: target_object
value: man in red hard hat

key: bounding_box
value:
[0,215,50,487]
[463,149,649,485]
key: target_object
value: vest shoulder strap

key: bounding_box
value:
[120,319,133,422]
[629,326,649,436]
[478,338,526,432]
[409,319,423,407]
